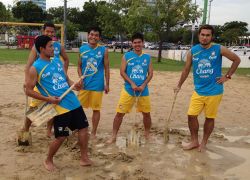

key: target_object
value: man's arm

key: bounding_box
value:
[60,46,70,73]
[77,53,83,77]
[120,56,137,91]
[24,46,37,86]
[104,48,110,94]
[217,46,241,84]
[174,51,192,93]
[25,67,60,104]
[138,59,153,92]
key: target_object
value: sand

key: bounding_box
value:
[0,64,250,180]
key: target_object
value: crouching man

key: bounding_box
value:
[25,35,92,171]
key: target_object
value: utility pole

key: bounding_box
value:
[63,0,67,47]
[202,0,208,24]
[208,0,213,24]
[191,0,197,46]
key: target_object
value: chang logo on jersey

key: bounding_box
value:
[129,65,145,80]
[42,72,51,79]
[142,59,148,66]
[57,63,63,72]
[196,59,213,77]
[193,57,199,61]
[96,51,102,58]
[54,47,59,56]
[52,73,68,90]
[209,51,217,60]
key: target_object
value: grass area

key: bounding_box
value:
[0,48,249,76]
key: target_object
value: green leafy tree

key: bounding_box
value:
[221,21,248,45]
[0,2,12,21]
[12,1,46,22]
[124,0,198,62]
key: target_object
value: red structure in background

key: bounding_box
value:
[16,35,35,49]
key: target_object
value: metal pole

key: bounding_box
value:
[208,0,213,24]
[63,0,67,47]
[191,0,196,46]
[202,0,208,24]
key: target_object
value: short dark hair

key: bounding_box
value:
[88,26,102,36]
[35,35,52,53]
[198,24,214,35]
[131,32,144,42]
[43,22,55,30]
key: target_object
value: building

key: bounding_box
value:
[13,0,46,11]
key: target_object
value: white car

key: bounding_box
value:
[229,46,247,52]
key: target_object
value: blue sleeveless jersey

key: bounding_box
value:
[79,44,106,91]
[124,51,150,96]
[53,41,61,58]
[191,44,223,96]
[32,57,80,113]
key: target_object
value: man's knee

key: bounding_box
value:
[188,115,198,121]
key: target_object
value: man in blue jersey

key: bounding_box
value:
[175,25,241,152]
[25,35,91,171]
[23,22,70,137]
[78,27,110,139]
[107,33,153,144]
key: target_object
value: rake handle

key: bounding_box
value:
[59,63,97,100]
[165,92,178,128]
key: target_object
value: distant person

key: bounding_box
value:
[78,27,110,139]
[25,35,91,171]
[107,32,153,144]
[174,25,241,152]
[23,22,70,138]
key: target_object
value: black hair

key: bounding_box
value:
[35,35,52,53]
[43,22,55,30]
[87,26,102,36]
[131,32,144,42]
[198,24,214,35]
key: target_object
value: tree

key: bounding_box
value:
[220,21,248,45]
[0,2,12,21]
[124,0,198,62]
[12,1,46,22]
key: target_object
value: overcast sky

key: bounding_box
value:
[1,0,250,28]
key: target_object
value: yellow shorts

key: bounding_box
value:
[116,88,151,113]
[78,90,103,110]
[29,86,43,107]
[187,91,223,119]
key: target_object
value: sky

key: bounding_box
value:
[1,0,250,29]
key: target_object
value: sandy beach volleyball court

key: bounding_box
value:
[0,64,249,179]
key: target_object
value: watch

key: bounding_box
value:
[226,74,231,79]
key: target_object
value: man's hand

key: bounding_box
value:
[173,86,181,94]
[74,81,82,91]
[216,76,229,84]
[104,85,109,94]
[47,96,61,104]
[137,84,146,92]
[131,83,138,91]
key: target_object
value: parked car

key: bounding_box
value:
[229,46,247,52]
[179,45,191,50]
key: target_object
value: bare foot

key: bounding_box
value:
[144,132,150,141]
[198,143,207,152]
[80,158,92,166]
[182,141,199,150]
[43,160,56,171]
[106,136,116,144]
[90,134,97,141]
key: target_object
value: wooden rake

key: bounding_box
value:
[163,91,178,144]
[27,63,97,127]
